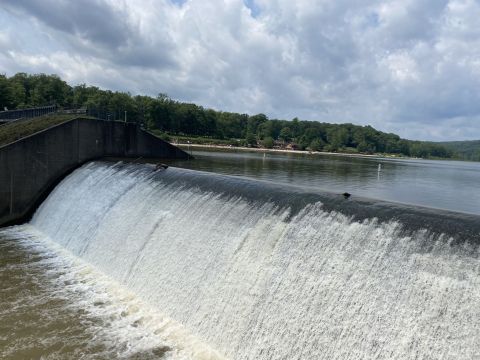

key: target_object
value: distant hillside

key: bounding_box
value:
[0,72,456,160]
[439,141,480,161]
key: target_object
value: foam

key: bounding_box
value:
[0,225,225,360]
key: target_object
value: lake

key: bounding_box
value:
[170,147,480,215]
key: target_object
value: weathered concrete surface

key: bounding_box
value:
[0,118,190,226]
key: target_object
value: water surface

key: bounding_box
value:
[0,226,216,360]
[24,162,480,359]
[2,156,480,359]
[171,147,480,214]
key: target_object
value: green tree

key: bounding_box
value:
[290,117,303,138]
[245,132,257,146]
[247,113,267,135]
[262,136,274,148]
[0,75,14,109]
[327,127,349,151]
[309,138,324,151]
[279,127,292,142]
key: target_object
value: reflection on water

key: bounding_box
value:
[170,147,480,215]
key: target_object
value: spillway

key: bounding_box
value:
[16,161,480,358]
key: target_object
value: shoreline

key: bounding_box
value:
[174,143,411,160]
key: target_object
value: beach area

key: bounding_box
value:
[174,142,408,160]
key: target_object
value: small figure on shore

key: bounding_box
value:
[155,163,169,171]
[342,192,351,199]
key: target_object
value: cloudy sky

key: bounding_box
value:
[1,0,480,140]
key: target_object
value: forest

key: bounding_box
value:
[0,73,457,159]
[439,140,480,161]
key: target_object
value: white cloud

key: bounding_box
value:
[1,0,480,140]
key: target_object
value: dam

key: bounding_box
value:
[1,160,479,359]
[0,117,190,226]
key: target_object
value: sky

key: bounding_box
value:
[1,0,480,141]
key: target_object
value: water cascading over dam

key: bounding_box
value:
[12,161,480,359]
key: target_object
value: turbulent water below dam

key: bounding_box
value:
[1,161,480,359]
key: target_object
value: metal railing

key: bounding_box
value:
[0,105,57,122]
[0,105,138,127]
[57,108,87,115]
[86,107,129,122]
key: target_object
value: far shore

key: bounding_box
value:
[174,143,414,160]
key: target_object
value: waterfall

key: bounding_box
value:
[30,161,480,359]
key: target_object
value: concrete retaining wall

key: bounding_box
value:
[0,118,190,226]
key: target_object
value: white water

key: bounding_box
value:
[30,162,480,359]
[0,225,224,360]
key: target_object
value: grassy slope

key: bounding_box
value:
[0,115,83,147]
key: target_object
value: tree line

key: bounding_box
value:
[438,140,480,161]
[0,72,455,158]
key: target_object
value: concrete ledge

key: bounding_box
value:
[0,117,191,226]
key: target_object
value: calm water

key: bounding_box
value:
[171,147,480,215]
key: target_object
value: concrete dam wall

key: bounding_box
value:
[0,117,190,226]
